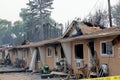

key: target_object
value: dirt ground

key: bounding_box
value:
[0,73,40,80]
[0,66,65,80]
[0,66,41,80]
[0,73,63,80]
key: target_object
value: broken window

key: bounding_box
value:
[101,41,113,55]
[74,44,84,59]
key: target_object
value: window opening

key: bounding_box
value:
[48,48,52,57]
[74,44,84,59]
[101,41,113,55]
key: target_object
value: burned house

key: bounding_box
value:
[61,20,120,76]
[3,20,120,77]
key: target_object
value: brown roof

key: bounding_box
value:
[89,26,120,35]
[62,21,101,38]
[14,37,61,49]
[60,26,120,42]
[78,22,101,34]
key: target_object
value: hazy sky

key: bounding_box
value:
[0,0,28,22]
[52,0,118,23]
[0,0,118,24]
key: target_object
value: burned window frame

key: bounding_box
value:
[74,43,84,59]
[100,40,114,56]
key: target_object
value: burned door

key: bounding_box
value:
[61,46,65,59]
[88,41,95,68]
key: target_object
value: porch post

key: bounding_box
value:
[38,47,45,66]
[29,48,37,70]
[61,42,71,65]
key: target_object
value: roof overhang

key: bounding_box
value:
[13,37,61,49]
[60,31,120,42]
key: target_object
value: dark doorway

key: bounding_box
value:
[61,47,65,58]
[36,48,40,61]
[88,41,94,56]
[74,44,84,59]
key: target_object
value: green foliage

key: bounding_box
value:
[0,19,27,46]
[19,0,62,42]
[0,19,11,28]
[11,21,27,45]
[0,0,62,46]
[0,19,12,45]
